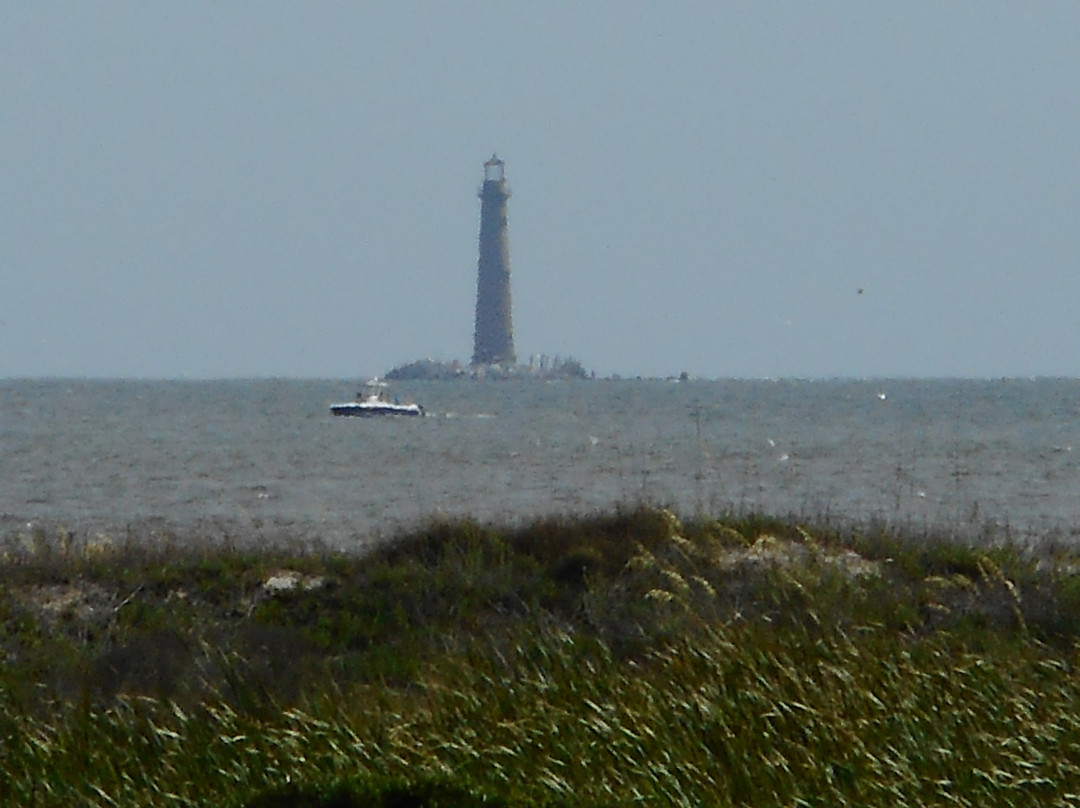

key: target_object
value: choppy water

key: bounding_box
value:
[4,378,1080,549]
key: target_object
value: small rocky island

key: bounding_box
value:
[385,356,592,381]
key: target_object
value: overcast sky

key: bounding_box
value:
[3,4,1079,379]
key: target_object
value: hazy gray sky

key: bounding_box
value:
[4,4,1079,379]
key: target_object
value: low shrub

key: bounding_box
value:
[5,507,1080,806]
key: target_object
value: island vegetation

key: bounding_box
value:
[4,506,1080,806]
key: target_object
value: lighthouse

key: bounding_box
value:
[472,154,516,366]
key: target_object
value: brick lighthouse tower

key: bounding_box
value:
[472,154,516,366]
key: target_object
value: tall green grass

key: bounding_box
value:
[4,507,1080,806]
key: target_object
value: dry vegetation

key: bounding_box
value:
[4,507,1080,806]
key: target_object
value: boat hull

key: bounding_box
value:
[330,403,424,417]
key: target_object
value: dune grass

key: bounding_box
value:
[4,507,1080,806]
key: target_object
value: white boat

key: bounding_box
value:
[331,379,425,417]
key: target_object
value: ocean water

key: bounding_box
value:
[3,377,1080,549]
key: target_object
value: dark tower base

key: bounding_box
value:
[472,155,516,366]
